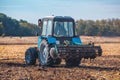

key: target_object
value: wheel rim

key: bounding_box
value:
[25,50,31,64]
[40,45,48,65]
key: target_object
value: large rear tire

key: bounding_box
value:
[25,47,37,65]
[38,40,54,66]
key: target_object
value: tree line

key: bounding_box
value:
[0,13,120,36]
[0,13,41,36]
[76,19,120,36]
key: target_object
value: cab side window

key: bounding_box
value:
[46,20,52,36]
[42,20,47,36]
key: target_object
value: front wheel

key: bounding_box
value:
[25,47,37,65]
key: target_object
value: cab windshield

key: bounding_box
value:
[54,21,74,37]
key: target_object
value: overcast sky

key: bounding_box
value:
[0,0,120,24]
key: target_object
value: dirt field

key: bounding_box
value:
[0,36,120,80]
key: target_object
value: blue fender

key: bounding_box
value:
[38,36,42,49]
[38,36,56,48]
[47,37,56,44]
[72,37,82,45]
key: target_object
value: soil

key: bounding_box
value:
[0,37,120,80]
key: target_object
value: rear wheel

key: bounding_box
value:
[38,40,54,66]
[25,47,37,65]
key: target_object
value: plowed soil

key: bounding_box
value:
[0,37,120,80]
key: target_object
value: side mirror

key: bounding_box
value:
[38,19,42,28]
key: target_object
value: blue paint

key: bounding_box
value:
[72,37,82,45]
[38,36,42,48]
[47,37,56,44]
[38,36,56,48]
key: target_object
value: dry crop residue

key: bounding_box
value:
[0,37,120,80]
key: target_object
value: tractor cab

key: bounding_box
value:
[38,16,78,44]
[38,16,75,37]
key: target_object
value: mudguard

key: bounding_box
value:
[72,37,82,45]
[38,36,56,48]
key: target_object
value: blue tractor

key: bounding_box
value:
[25,16,102,66]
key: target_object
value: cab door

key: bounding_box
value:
[41,19,53,36]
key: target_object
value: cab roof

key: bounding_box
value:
[42,16,74,21]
